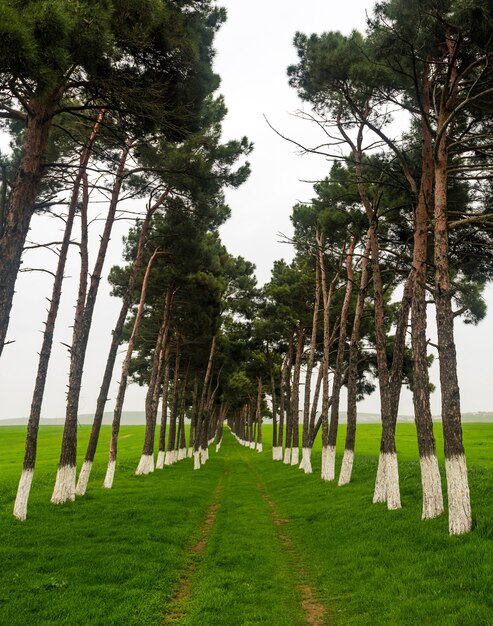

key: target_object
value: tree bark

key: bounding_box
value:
[99,248,161,488]
[326,238,357,480]
[165,335,182,465]
[256,377,263,452]
[410,73,444,519]
[338,236,371,486]
[434,114,471,534]
[0,89,63,357]
[156,345,171,469]
[77,188,171,492]
[14,110,104,519]
[300,252,321,473]
[136,286,174,475]
[52,140,132,504]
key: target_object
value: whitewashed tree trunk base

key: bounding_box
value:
[187,448,193,458]
[283,448,291,465]
[75,461,93,496]
[373,452,387,503]
[216,440,222,453]
[338,450,354,486]
[156,451,165,469]
[103,460,116,489]
[445,454,472,535]
[420,454,444,520]
[179,448,186,461]
[326,445,336,481]
[299,447,312,474]
[249,441,255,449]
[290,448,299,466]
[321,446,331,481]
[13,469,34,521]
[194,450,201,470]
[256,443,263,453]
[51,465,76,504]
[385,452,401,510]
[164,451,173,466]
[272,446,282,461]
[135,454,154,475]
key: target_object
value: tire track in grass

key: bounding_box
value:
[161,476,225,624]
[247,460,329,626]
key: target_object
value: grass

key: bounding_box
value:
[0,421,492,624]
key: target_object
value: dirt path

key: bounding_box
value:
[248,461,329,626]
[161,478,225,624]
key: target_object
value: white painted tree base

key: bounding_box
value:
[164,451,173,466]
[321,446,330,481]
[187,448,193,458]
[200,448,209,464]
[420,454,444,519]
[272,446,282,461]
[178,448,186,461]
[216,440,222,453]
[135,454,154,475]
[338,449,354,486]
[373,452,401,509]
[194,450,201,470]
[249,441,255,449]
[326,445,336,481]
[299,447,312,474]
[445,454,472,535]
[103,460,116,489]
[13,469,34,521]
[290,448,299,466]
[156,451,165,469]
[256,443,263,453]
[75,460,93,496]
[51,465,76,504]
[283,448,291,465]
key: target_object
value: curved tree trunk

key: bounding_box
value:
[100,248,161,488]
[0,89,63,357]
[14,110,104,519]
[77,188,170,494]
[52,140,132,504]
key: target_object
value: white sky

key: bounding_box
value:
[0,1,492,420]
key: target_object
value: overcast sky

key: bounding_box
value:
[1,1,492,420]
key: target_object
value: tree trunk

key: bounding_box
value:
[156,346,171,469]
[256,377,263,453]
[77,188,170,493]
[99,248,161,488]
[14,110,104,519]
[0,90,63,357]
[52,140,132,504]
[290,328,304,466]
[136,286,174,475]
[338,236,371,486]
[317,236,337,480]
[410,78,444,519]
[165,336,182,466]
[300,253,320,473]
[326,238,357,481]
[268,353,280,460]
[434,114,471,535]
[188,374,199,457]
[194,335,217,469]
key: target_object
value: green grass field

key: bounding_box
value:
[1,422,492,624]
